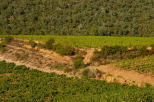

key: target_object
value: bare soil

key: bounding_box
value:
[83,48,95,64]
[96,65,154,87]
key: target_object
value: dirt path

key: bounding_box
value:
[95,65,154,87]
[83,48,95,64]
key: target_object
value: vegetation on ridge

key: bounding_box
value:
[0,0,154,36]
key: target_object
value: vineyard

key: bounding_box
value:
[115,55,154,76]
[0,61,154,102]
[0,35,154,48]
[0,0,154,101]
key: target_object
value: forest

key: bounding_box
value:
[0,0,154,36]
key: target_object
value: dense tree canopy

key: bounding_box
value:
[0,0,154,36]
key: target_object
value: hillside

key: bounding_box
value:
[0,0,154,36]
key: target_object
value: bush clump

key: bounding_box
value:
[92,44,154,64]
[82,68,102,78]
[44,38,55,49]
[73,56,85,69]
[2,36,14,45]
[53,62,71,72]
[137,46,148,53]
[0,36,13,52]
[82,68,90,78]
[100,46,127,56]
[92,46,127,61]
[44,38,75,56]
[29,40,37,48]
[92,50,103,61]
[0,43,6,52]
[54,45,75,56]
[63,66,72,73]
[135,46,154,56]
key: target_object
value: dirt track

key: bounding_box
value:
[96,65,154,87]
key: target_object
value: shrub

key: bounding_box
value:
[64,46,75,56]
[0,43,6,52]
[54,44,75,56]
[52,62,71,72]
[53,62,64,70]
[45,38,55,49]
[29,40,37,48]
[145,83,152,88]
[73,56,85,69]
[3,36,14,44]
[90,68,102,78]
[52,43,62,50]
[137,46,148,54]
[44,38,75,56]
[0,37,13,52]
[92,46,127,61]
[82,68,90,78]
[100,46,127,56]
[82,68,102,78]
[37,43,45,48]
[91,50,102,61]
[52,63,71,72]
[63,67,71,73]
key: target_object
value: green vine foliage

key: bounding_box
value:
[0,61,154,102]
